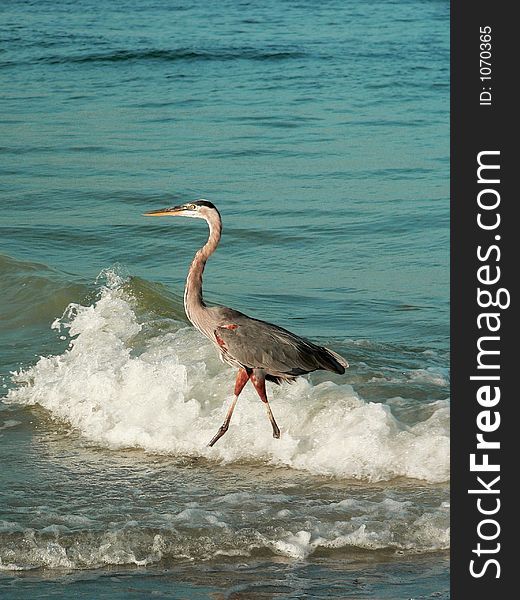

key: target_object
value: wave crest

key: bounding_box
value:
[36,47,307,66]
[6,270,449,483]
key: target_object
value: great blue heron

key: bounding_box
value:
[144,200,348,446]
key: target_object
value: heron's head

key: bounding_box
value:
[144,199,219,220]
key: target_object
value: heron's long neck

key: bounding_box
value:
[184,215,222,328]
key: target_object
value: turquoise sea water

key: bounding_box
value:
[1,0,449,597]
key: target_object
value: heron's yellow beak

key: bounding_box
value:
[143,205,185,217]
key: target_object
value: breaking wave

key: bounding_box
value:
[6,269,449,484]
[0,497,449,570]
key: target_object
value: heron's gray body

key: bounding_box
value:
[144,199,348,445]
[209,306,346,383]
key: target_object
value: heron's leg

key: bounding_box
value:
[250,370,281,439]
[207,368,250,447]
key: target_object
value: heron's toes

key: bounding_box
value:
[207,425,229,447]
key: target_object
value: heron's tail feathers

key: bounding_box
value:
[320,347,349,374]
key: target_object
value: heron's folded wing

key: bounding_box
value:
[215,318,332,376]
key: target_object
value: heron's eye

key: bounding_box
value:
[186,203,197,210]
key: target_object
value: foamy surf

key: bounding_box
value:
[0,496,449,570]
[6,269,449,483]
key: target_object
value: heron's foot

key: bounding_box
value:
[207,424,228,447]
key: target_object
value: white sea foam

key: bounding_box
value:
[0,528,166,571]
[7,273,449,483]
[266,497,450,560]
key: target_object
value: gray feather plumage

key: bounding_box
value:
[210,307,348,383]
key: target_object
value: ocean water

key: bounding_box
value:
[0,0,449,598]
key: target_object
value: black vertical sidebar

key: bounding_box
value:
[451,2,515,598]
